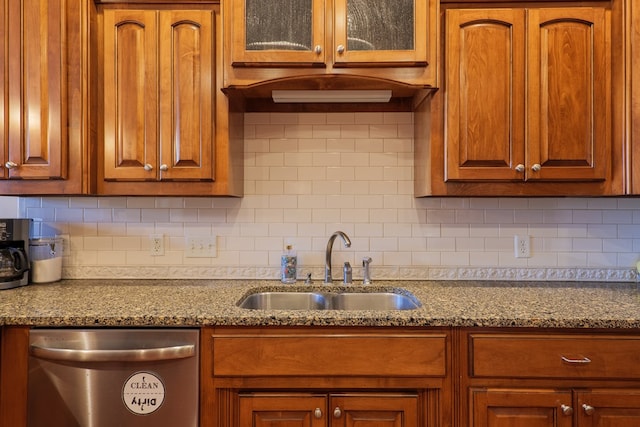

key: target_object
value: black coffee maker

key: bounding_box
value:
[0,218,31,289]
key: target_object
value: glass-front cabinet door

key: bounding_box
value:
[334,0,427,66]
[229,0,428,67]
[231,0,326,66]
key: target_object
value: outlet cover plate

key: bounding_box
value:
[150,234,164,256]
[514,235,531,258]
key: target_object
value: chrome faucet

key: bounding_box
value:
[324,231,351,284]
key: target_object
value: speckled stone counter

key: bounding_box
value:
[0,279,639,328]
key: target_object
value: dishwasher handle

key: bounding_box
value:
[30,343,196,363]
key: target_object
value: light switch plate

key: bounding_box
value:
[185,236,217,258]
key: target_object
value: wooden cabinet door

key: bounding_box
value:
[330,393,419,427]
[444,9,527,182]
[470,389,573,427]
[102,9,158,181]
[103,9,214,182]
[238,393,327,427]
[576,389,640,427]
[526,7,609,182]
[5,0,67,180]
[158,10,214,181]
[229,0,326,66]
[0,0,6,180]
[332,0,428,67]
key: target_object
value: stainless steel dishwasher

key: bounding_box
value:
[27,329,199,427]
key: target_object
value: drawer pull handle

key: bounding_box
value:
[561,356,591,364]
[582,404,595,415]
[561,404,573,416]
[314,408,322,419]
[333,407,342,418]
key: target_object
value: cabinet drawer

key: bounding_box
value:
[212,333,446,377]
[470,334,640,379]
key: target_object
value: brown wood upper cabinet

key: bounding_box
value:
[223,0,437,89]
[98,5,243,196]
[445,7,609,184]
[0,0,88,195]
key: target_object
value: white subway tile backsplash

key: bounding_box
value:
[19,112,640,281]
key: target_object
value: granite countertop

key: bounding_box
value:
[0,279,639,329]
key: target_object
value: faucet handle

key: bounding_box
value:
[362,257,372,285]
[343,262,352,284]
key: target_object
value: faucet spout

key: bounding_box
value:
[324,231,351,284]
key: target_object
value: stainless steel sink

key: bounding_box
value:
[237,290,421,311]
[238,292,328,310]
[330,292,420,310]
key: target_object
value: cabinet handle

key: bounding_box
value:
[333,407,342,418]
[314,408,322,419]
[4,161,17,169]
[314,45,322,55]
[336,44,345,54]
[143,164,154,171]
[582,404,595,415]
[159,164,168,171]
[531,163,542,172]
[561,404,573,416]
[514,164,525,173]
[561,356,591,364]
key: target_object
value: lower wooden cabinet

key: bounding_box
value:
[471,388,573,427]
[202,327,451,427]
[470,388,640,427]
[462,330,640,427]
[238,392,418,427]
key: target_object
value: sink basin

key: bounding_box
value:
[237,290,421,311]
[238,292,328,310]
[331,292,420,310]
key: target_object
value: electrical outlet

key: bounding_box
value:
[185,236,217,258]
[150,234,164,256]
[514,235,531,258]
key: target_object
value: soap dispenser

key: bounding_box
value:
[281,244,297,284]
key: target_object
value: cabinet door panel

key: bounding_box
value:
[577,390,640,427]
[0,0,6,179]
[445,9,526,181]
[527,8,608,181]
[7,0,66,179]
[331,393,419,427]
[159,11,214,181]
[103,10,158,181]
[231,0,325,65]
[333,0,428,66]
[471,389,573,427]
[238,394,326,427]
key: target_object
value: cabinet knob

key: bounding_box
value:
[4,161,18,169]
[582,404,595,415]
[143,164,154,171]
[336,45,345,54]
[333,407,342,418]
[159,164,168,171]
[514,164,525,173]
[314,45,322,55]
[314,408,322,419]
[531,163,542,172]
[560,404,573,416]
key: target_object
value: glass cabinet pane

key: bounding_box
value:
[245,0,313,51]
[347,0,414,51]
